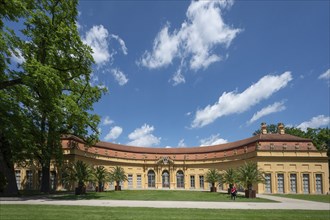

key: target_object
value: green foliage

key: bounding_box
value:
[237,161,264,190]
[221,168,237,187]
[205,168,221,188]
[109,166,127,189]
[253,124,278,135]
[62,160,93,188]
[1,0,106,193]
[92,166,110,192]
[0,171,8,192]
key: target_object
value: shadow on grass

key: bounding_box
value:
[1,190,275,202]
[53,190,274,202]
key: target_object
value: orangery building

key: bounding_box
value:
[14,123,329,194]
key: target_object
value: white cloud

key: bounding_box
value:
[200,134,228,146]
[111,34,128,55]
[104,126,123,141]
[111,68,128,86]
[82,25,111,66]
[178,139,186,147]
[127,124,161,147]
[139,0,240,85]
[11,48,25,64]
[102,116,114,125]
[191,71,293,128]
[140,24,180,69]
[170,68,186,86]
[248,101,286,124]
[318,69,330,86]
[297,115,330,131]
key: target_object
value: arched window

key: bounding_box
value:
[176,170,184,188]
[148,170,155,188]
[162,170,170,188]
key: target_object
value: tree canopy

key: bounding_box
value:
[0,0,105,195]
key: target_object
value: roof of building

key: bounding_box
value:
[63,133,312,155]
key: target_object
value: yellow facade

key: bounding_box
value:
[14,124,329,194]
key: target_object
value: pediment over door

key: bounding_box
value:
[156,156,174,165]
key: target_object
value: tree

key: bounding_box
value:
[221,168,238,194]
[237,161,264,198]
[253,123,278,135]
[109,166,127,191]
[92,166,109,192]
[0,0,36,196]
[0,0,105,195]
[205,168,221,192]
[62,160,93,195]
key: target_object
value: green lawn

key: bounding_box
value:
[272,194,330,203]
[52,190,273,202]
[1,205,329,220]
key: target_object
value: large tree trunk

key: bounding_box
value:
[0,135,19,196]
[40,164,50,193]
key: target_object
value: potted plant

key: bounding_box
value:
[237,161,264,198]
[109,166,127,191]
[222,168,237,194]
[92,166,109,192]
[62,160,93,195]
[205,168,221,192]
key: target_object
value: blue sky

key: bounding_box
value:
[74,0,329,148]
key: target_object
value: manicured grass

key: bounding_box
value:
[1,205,329,220]
[272,194,330,203]
[53,190,273,202]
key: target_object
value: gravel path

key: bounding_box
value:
[1,194,329,210]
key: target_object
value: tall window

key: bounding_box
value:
[176,170,184,188]
[302,174,310,194]
[277,173,284,193]
[137,175,142,189]
[199,175,204,189]
[128,174,133,188]
[315,174,322,194]
[265,174,272,193]
[26,170,33,190]
[190,175,195,188]
[15,170,21,190]
[148,170,155,188]
[162,170,169,188]
[290,174,297,193]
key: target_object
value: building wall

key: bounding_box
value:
[13,134,329,195]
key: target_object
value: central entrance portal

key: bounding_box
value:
[162,170,170,188]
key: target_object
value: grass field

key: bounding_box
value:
[52,190,273,202]
[272,194,330,203]
[1,205,329,220]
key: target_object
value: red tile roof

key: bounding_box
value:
[62,133,313,155]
